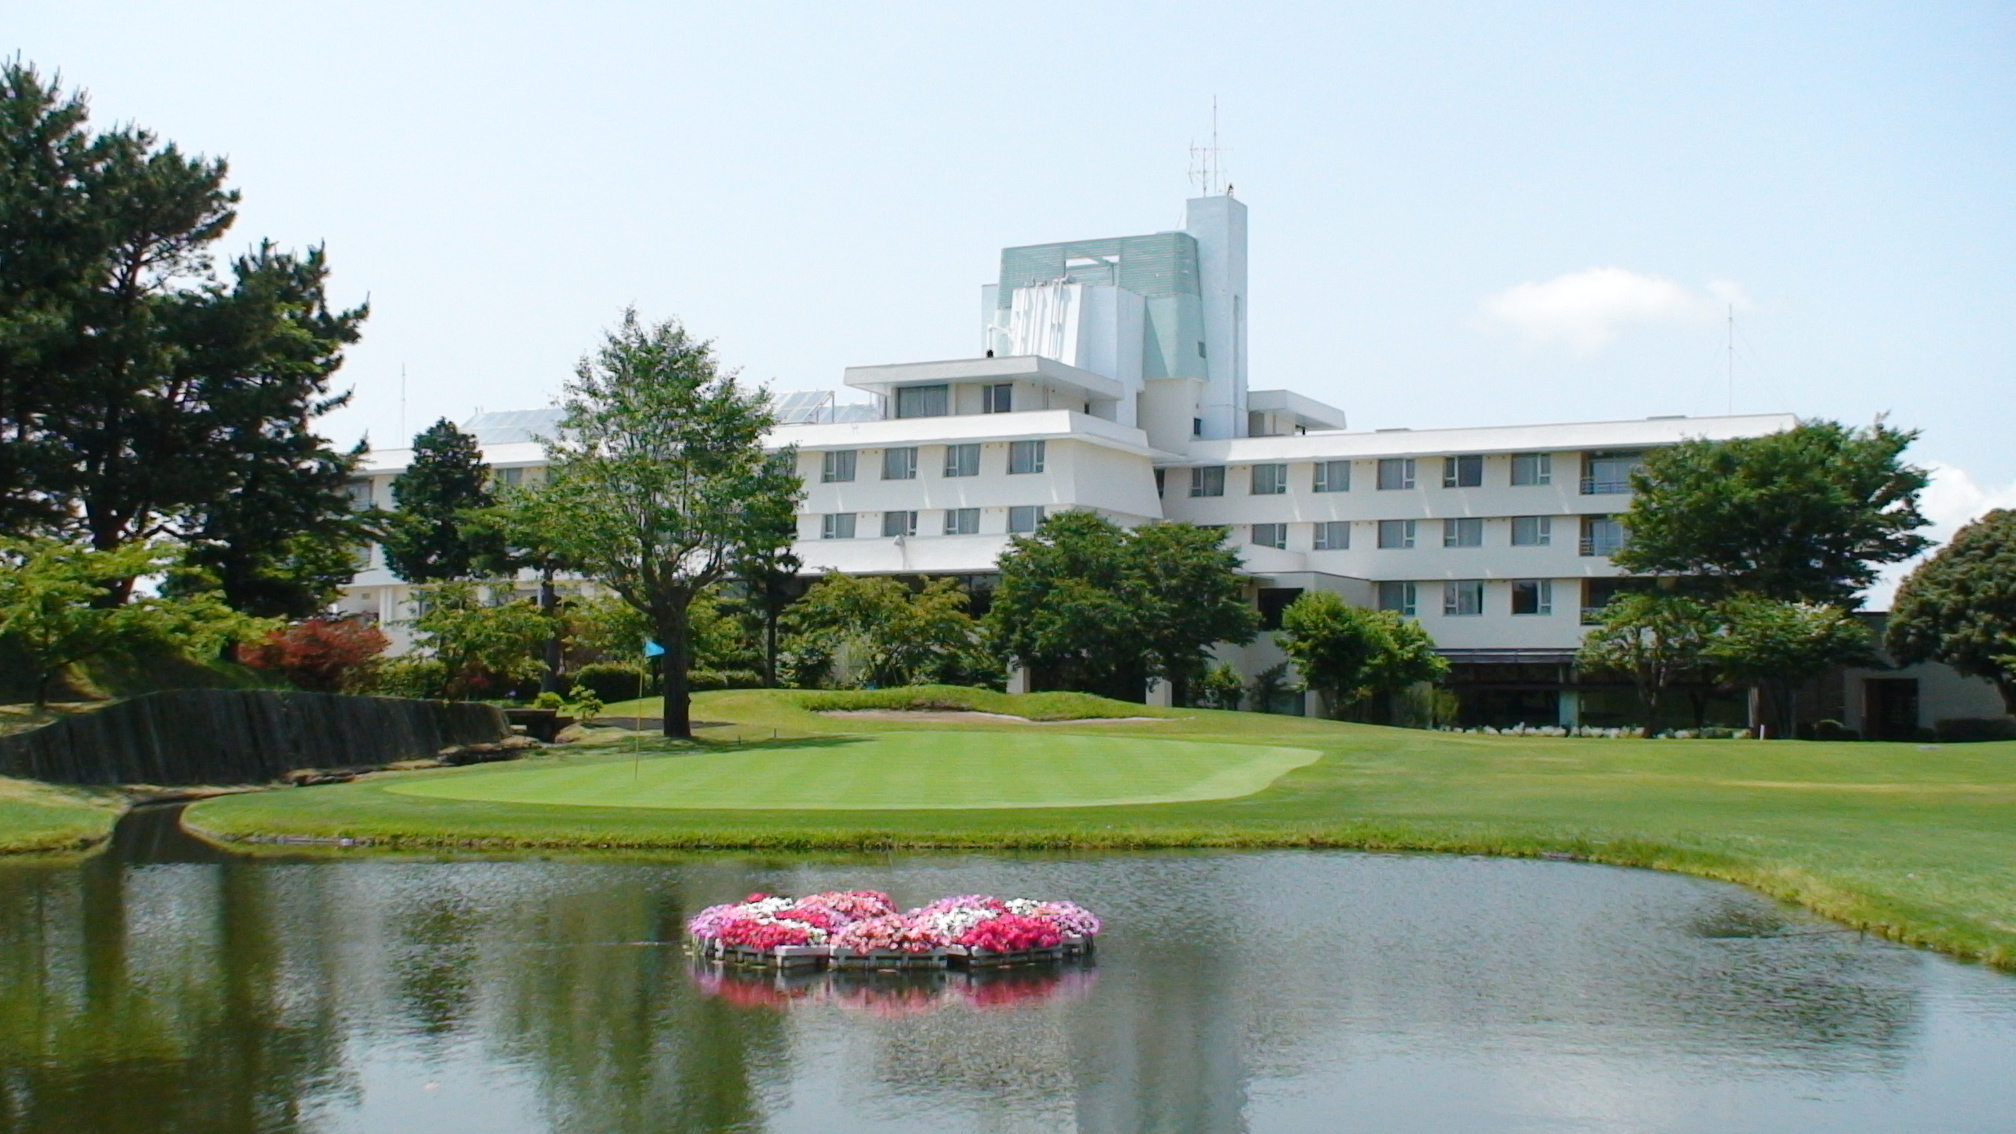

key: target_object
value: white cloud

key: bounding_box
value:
[1863,461,2016,610]
[1481,268,1738,353]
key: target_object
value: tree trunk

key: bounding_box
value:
[538,565,561,695]
[659,602,692,739]
[763,602,779,688]
[1640,687,1662,738]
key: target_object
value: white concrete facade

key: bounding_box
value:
[337,191,1912,725]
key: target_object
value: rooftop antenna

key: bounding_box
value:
[399,364,408,440]
[1189,95,1230,196]
[1725,303,1734,416]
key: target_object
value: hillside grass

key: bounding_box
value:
[0,776,123,852]
[182,687,2016,969]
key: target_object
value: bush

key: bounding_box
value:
[1396,684,1462,730]
[1195,663,1244,711]
[371,657,448,699]
[531,691,564,710]
[1812,719,1862,741]
[237,616,389,692]
[1932,717,2016,743]
[688,668,765,691]
[570,661,645,703]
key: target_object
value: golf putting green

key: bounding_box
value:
[386,731,1322,810]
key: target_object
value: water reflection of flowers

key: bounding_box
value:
[693,964,1098,1016]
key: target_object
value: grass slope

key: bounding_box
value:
[0,776,121,853]
[387,732,1318,810]
[184,687,2016,969]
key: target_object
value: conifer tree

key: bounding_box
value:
[381,419,500,582]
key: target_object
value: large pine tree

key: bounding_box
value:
[0,62,369,613]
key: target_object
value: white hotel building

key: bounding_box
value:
[341,193,1817,727]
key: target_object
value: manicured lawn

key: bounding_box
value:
[386,731,1319,810]
[0,775,121,852]
[183,686,2016,970]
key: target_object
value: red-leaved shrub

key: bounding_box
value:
[239,617,390,692]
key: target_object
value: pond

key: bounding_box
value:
[0,808,2012,1133]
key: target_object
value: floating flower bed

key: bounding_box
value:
[687,890,1100,969]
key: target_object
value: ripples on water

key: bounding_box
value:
[0,807,2012,1134]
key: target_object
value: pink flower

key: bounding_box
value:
[958,913,1063,953]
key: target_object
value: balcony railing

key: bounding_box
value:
[1579,537,1624,557]
[1580,605,1608,625]
[1579,476,1633,495]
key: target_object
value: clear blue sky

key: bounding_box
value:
[15,3,2015,521]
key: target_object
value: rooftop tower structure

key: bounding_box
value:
[979,194,1251,451]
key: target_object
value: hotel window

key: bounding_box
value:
[1377,519,1416,549]
[1581,450,1645,495]
[1251,523,1288,549]
[1257,587,1303,630]
[895,384,949,419]
[1510,515,1552,547]
[344,480,374,509]
[1443,517,1483,548]
[1250,463,1288,495]
[1377,581,1417,617]
[1007,505,1046,534]
[1008,440,1045,474]
[943,443,980,477]
[1190,466,1226,497]
[1443,580,1485,616]
[1511,452,1552,486]
[1511,579,1553,615]
[1580,515,1627,557]
[1582,578,1639,624]
[497,467,523,488]
[1377,457,1416,490]
[881,510,917,538]
[881,447,917,480]
[1442,454,1483,488]
[982,383,1013,413]
[821,450,856,483]
[1313,520,1350,551]
[821,513,856,540]
[1313,460,1351,493]
[943,507,980,536]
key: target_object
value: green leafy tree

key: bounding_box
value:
[382,419,500,583]
[515,311,799,737]
[1576,591,1720,736]
[782,573,990,689]
[0,65,368,605]
[0,537,259,706]
[1126,522,1261,703]
[1886,509,2016,715]
[1706,598,1874,738]
[986,513,1256,701]
[986,511,1140,698]
[1276,591,1448,719]
[401,581,552,699]
[1614,420,1930,605]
